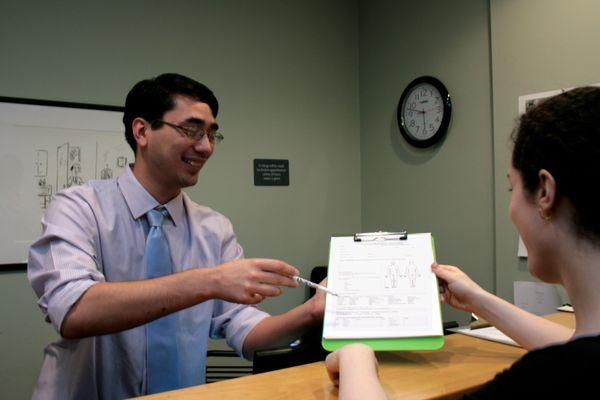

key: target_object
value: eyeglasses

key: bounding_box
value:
[154,120,224,145]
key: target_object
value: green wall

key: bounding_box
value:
[0,1,360,398]
[490,0,600,300]
[2,0,600,398]
[358,0,495,325]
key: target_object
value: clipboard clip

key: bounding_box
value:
[353,230,407,242]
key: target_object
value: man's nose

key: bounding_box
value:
[193,134,213,154]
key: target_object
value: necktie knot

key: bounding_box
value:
[147,207,169,227]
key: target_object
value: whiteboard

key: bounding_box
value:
[0,97,133,265]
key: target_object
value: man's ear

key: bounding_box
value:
[132,118,149,149]
[538,169,557,215]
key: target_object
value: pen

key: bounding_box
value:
[292,275,338,296]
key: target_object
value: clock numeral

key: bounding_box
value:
[409,120,415,127]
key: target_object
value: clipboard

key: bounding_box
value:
[322,231,444,351]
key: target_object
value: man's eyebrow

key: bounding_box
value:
[184,117,219,131]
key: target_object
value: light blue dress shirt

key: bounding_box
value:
[28,166,269,400]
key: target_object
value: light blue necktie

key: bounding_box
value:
[145,207,182,394]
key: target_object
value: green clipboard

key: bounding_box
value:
[321,232,444,352]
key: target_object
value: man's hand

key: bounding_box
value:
[210,258,299,304]
[304,278,327,321]
[241,277,328,357]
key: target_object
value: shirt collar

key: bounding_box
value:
[117,165,185,226]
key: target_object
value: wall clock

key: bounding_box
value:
[397,76,452,148]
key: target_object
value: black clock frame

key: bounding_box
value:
[397,76,452,148]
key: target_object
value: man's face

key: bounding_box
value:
[143,95,216,194]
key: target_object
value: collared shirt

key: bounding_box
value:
[28,166,269,400]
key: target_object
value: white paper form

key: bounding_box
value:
[448,326,520,347]
[323,233,442,339]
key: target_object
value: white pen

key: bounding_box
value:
[292,275,338,296]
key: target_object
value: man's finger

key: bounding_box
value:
[253,283,283,298]
[256,271,297,288]
[254,259,300,277]
[250,293,264,304]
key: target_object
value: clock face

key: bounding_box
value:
[397,76,451,148]
[401,84,444,140]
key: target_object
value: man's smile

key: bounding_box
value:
[181,156,204,167]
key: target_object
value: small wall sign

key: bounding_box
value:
[254,159,289,186]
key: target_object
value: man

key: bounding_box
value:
[28,73,324,399]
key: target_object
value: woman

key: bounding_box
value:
[325,86,600,399]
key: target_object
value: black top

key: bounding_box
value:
[463,334,600,399]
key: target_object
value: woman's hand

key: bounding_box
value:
[325,343,378,386]
[325,344,387,399]
[431,262,489,313]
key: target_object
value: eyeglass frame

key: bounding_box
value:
[152,119,224,144]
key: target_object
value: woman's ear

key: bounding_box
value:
[538,169,557,216]
[132,118,149,149]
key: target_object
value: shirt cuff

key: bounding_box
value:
[47,279,98,333]
[225,306,270,360]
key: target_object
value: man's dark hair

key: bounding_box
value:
[512,86,600,241]
[123,73,219,152]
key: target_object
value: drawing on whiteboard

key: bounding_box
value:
[68,161,84,187]
[37,178,53,209]
[57,143,84,189]
[33,142,129,210]
[35,149,48,177]
[98,147,128,179]
[100,164,113,179]
[35,150,53,209]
